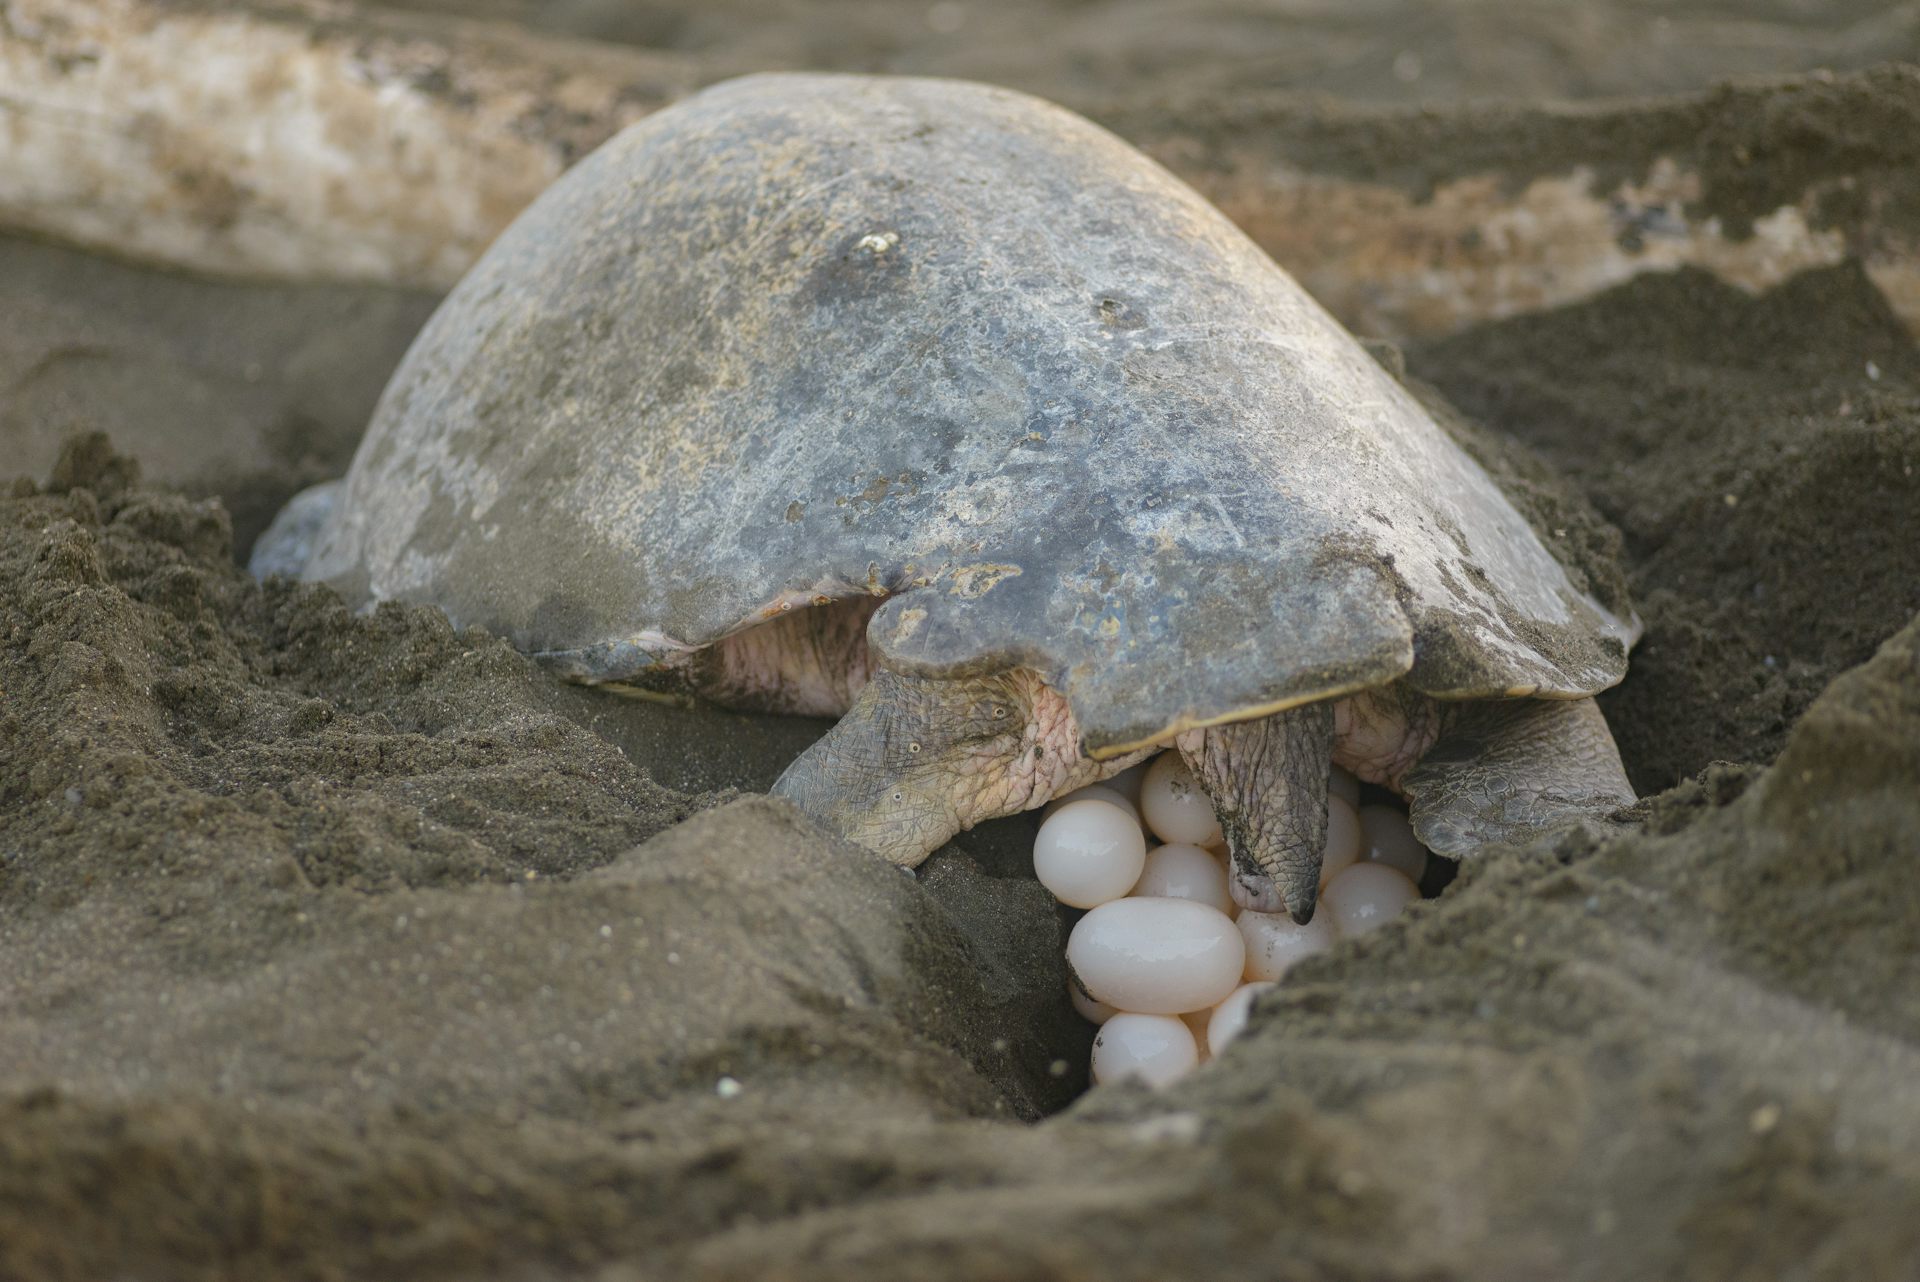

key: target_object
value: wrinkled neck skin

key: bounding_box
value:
[770,664,1440,898]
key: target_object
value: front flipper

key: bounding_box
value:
[1403,697,1634,857]
[248,479,343,580]
[1179,703,1334,922]
[770,669,1022,866]
[770,667,1107,867]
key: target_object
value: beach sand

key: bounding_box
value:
[3,3,1918,1277]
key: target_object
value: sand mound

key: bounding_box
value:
[6,247,1920,1276]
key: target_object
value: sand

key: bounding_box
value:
[4,3,1920,1278]
[1415,263,1920,791]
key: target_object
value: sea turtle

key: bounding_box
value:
[255,72,1639,921]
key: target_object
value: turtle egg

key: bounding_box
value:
[1320,862,1419,937]
[1033,799,1147,908]
[1069,977,1118,1025]
[1130,842,1236,916]
[1358,803,1428,882]
[1328,765,1361,807]
[1091,1013,1199,1088]
[1237,908,1336,981]
[1139,753,1223,847]
[1067,898,1246,1014]
[1319,795,1364,887]
[1042,783,1140,825]
[1206,981,1276,1055]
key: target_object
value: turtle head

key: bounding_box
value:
[771,666,1081,865]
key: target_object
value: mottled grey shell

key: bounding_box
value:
[306,73,1636,756]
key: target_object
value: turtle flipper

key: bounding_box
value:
[1403,697,1634,857]
[1180,703,1335,922]
[248,479,342,580]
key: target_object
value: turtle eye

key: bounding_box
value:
[908,741,921,754]
[958,688,1018,739]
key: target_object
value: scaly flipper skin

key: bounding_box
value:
[249,480,343,580]
[1403,697,1635,856]
[769,668,1121,866]
[1178,705,1334,922]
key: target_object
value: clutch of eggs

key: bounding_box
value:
[1037,753,1431,1089]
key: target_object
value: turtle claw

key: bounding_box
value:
[1278,859,1322,926]
[1223,833,1322,922]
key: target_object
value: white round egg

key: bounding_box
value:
[1067,898,1246,1014]
[1236,908,1336,981]
[1069,977,1118,1025]
[1091,1013,1200,1088]
[1130,842,1236,916]
[1033,799,1147,908]
[1321,862,1419,937]
[1319,795,1364,887]
[1206,981,1276,1055]
[1041,783,1140,825]
[1358,803,1428,882]
[1139,753,1223,847]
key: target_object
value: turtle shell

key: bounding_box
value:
[306,73,1636,756]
